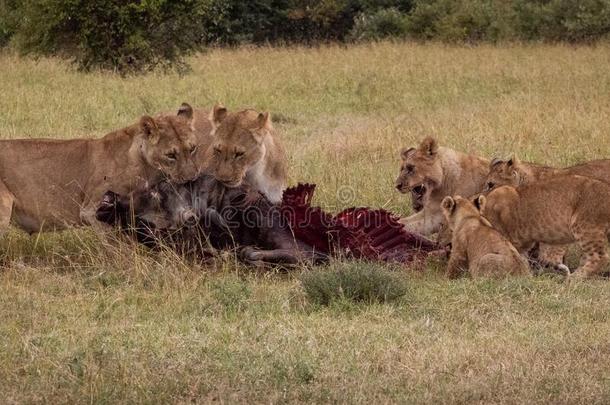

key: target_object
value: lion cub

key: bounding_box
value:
[485,156,610,191]
[484,156,610,265]
[395,137,489,235]
[441,195,530,279]
[482,175,610,279]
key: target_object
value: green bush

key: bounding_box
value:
[0,0,19,47]
[514,0,610,42]
[11,0,207,73]
[349,8,409,41]
[407,0,516,42]
[300,262,408,306]
[4,0,610,71]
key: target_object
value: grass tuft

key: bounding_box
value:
[300,261,408,306]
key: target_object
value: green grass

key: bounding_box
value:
[1,42,610,403]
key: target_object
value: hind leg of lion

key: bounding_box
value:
[538,243,567,265]
[0,180,15,237]
[571,229,609,279]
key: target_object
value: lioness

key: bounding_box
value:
[203,104,288,203]
[484,156,610,191]
[481,175,610,279]
[0,104,200,234]
[395,137,489,235]
[441,195,530,279]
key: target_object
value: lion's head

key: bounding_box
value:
[395,137,444,212]
[441,195,487,230]
[203,104,272,188]
[484,156,522,191]
[140,103,200,184]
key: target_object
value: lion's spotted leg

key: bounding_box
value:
[571,228,609,279]
[538,243,567,265]
[0,180,15,237]
[445,243,468,279]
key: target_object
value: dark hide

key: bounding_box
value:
[96,178,438,266]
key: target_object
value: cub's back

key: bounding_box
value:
[562,159,610,184]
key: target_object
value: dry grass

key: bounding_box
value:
[1,42,610,403]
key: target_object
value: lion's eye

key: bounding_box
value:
[166,151,177,161]
[405,165,414,173]
[234,151,245,159]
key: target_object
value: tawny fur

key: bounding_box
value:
[395,137,489,235]
[441,195,530,279]
[0,104,200,234]
[482,175,610,279]
[200,104,288,203]
[485,156,610,265]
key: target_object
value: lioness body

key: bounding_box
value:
[395,137,489,235]
[0,106,200,233]
[441,195,530,278]
[482,175,610,278]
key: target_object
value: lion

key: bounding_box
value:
[395,137,489,235]
[441,195,530,279]
[201,104,288,203]
[484,156,610,191]
[484,156,610,265]
[0,103,201,234]
[481,175,610,279]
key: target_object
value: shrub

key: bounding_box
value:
[300,262,408,306]
[407,0,516,42]
[0,0,19,47]
[349,8,410,41]
[514,0,610,42]
[11,0,207,74]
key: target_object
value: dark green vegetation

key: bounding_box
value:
[2,0,610,72]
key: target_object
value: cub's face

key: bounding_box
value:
[395,137,443,212]
[441,195,485,230]
[485,158,521,191]
[140,103,201,184]
[204,105,270,188]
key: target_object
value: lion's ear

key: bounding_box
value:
[256,112,272,130]
[251,112,272,144]
[177,102,193,120]
[401,147,415,160]
[419,136,438,157]
[490,157,503,168]
[209,103,228,127]
[506,155,520,167]
[473,195,486,213]
[441,196,455,215]
[140,115,160,144]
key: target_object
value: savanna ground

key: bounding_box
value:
[1,42,610,403]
